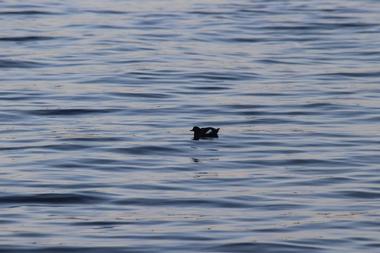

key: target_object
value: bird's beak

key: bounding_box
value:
[190,129,193,131]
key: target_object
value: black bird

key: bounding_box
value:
[191,126,220,140]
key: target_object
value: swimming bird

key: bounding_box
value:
[191,126,220,140]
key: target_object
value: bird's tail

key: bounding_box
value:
[215,128,220,133]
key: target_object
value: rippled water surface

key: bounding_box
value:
[1,0,380,252]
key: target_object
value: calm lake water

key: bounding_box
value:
[1,0,380,252]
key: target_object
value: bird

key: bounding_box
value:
[190,126,220,140]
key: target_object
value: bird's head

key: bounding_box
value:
[191,126,200,132]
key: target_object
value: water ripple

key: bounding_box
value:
[0,193,106,205]
[0,10,60,15]
[25,108,120,116]
[0,36,57,42]
[0,59,47,68]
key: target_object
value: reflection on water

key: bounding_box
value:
[1,0,380,252]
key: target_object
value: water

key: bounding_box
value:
[1,0,380,252]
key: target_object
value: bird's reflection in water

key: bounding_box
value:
[192,157,200,163]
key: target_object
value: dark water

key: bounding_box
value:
[1,0,380,252]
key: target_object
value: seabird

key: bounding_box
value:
[191,126,220,140]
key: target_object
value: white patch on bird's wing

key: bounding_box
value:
[205,129,211,134]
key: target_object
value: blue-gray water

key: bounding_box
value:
[1,0,380,252]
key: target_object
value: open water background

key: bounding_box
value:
[1,0,380,252]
